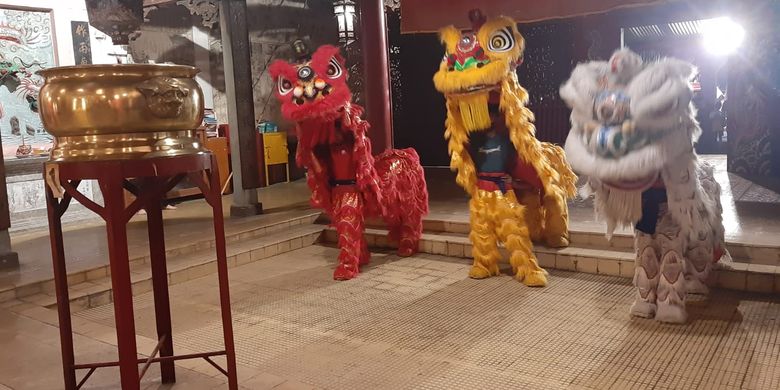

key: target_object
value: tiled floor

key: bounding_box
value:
[2,245,774,389]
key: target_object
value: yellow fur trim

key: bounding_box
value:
[432,17,522,94]
[442,74,579,199]
[438,25,461,55]
[456,92,491,131]
[433,61,511,95]
[476,16,524,63]
[468,192,502,278]
[444,99,477,195]
[500,75,554,192]
[541,143,578,198]
[469,189,547,286]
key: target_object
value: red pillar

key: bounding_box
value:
[359,0,393,152]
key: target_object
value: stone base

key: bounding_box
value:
[0,251,19,270]
[230,203,263,218]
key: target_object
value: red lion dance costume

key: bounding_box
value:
[270,42,429,280]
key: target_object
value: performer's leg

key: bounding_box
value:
[359,238,370,265]
[629,232,660,318]
[655,233,688,324]
[497,191,547,287]
[684,243,712,295]
[468,191,501,279]
[541,188,570,248]
[331,188,365,280]
[397,212,422,257]
[517,190,544,243]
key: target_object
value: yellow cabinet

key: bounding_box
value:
[262,132,289,186]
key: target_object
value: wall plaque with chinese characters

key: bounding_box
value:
[71,21,92,65]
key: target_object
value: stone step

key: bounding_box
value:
[0,210,320,303]
[323,226,780,295]
[355,215,780,267]
[16,224,325,311]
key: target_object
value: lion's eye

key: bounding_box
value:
[326,58,342,79]
[278,77,293,95]
[488,27,515,52]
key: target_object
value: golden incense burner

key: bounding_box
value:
[38,64,207,161]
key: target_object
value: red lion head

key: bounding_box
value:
[269,45,351,122]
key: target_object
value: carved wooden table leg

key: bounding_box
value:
[45,155,237,389]
[100,171,141,390]
[190,156,238,389]
[144,178,176,383]
[46,184,78,390]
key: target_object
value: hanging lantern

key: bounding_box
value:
[85,0,143,45]
[333,0,356,44]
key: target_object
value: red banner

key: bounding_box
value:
[401,0,665,33]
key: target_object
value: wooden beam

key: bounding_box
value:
[400,0,666,33]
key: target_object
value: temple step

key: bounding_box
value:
[13,223,325,311]
[356,214,780,267]
[322,224,780,295]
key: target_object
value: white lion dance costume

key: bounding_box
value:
[561,49,729,323]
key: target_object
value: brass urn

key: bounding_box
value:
[38,64,207,161]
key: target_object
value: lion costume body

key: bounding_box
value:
[270,44,429,280]
[560,49,729,323]
[433,11,577,287]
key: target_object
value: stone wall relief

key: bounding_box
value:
[0,7,55,158]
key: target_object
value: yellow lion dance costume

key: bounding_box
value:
[433,10,577,286]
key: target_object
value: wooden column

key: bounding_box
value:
[726,0,780,186]
[359,0,393,152]
[0,144,19,269]
[219,0,263,216]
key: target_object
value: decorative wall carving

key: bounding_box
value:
[9,177,93,213]
[143,6,157,22]
[384,0,400,12]
[85,0,143,45]
[0,7,54,158]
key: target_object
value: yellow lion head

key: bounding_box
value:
[433,10,524,131]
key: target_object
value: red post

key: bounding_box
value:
[207,155,239,390]
[99,171,141,390]
[46,186,77,390]
[146,187,176,383]
[359,0,393,152]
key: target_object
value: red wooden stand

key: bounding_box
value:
[44,154,238,390]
